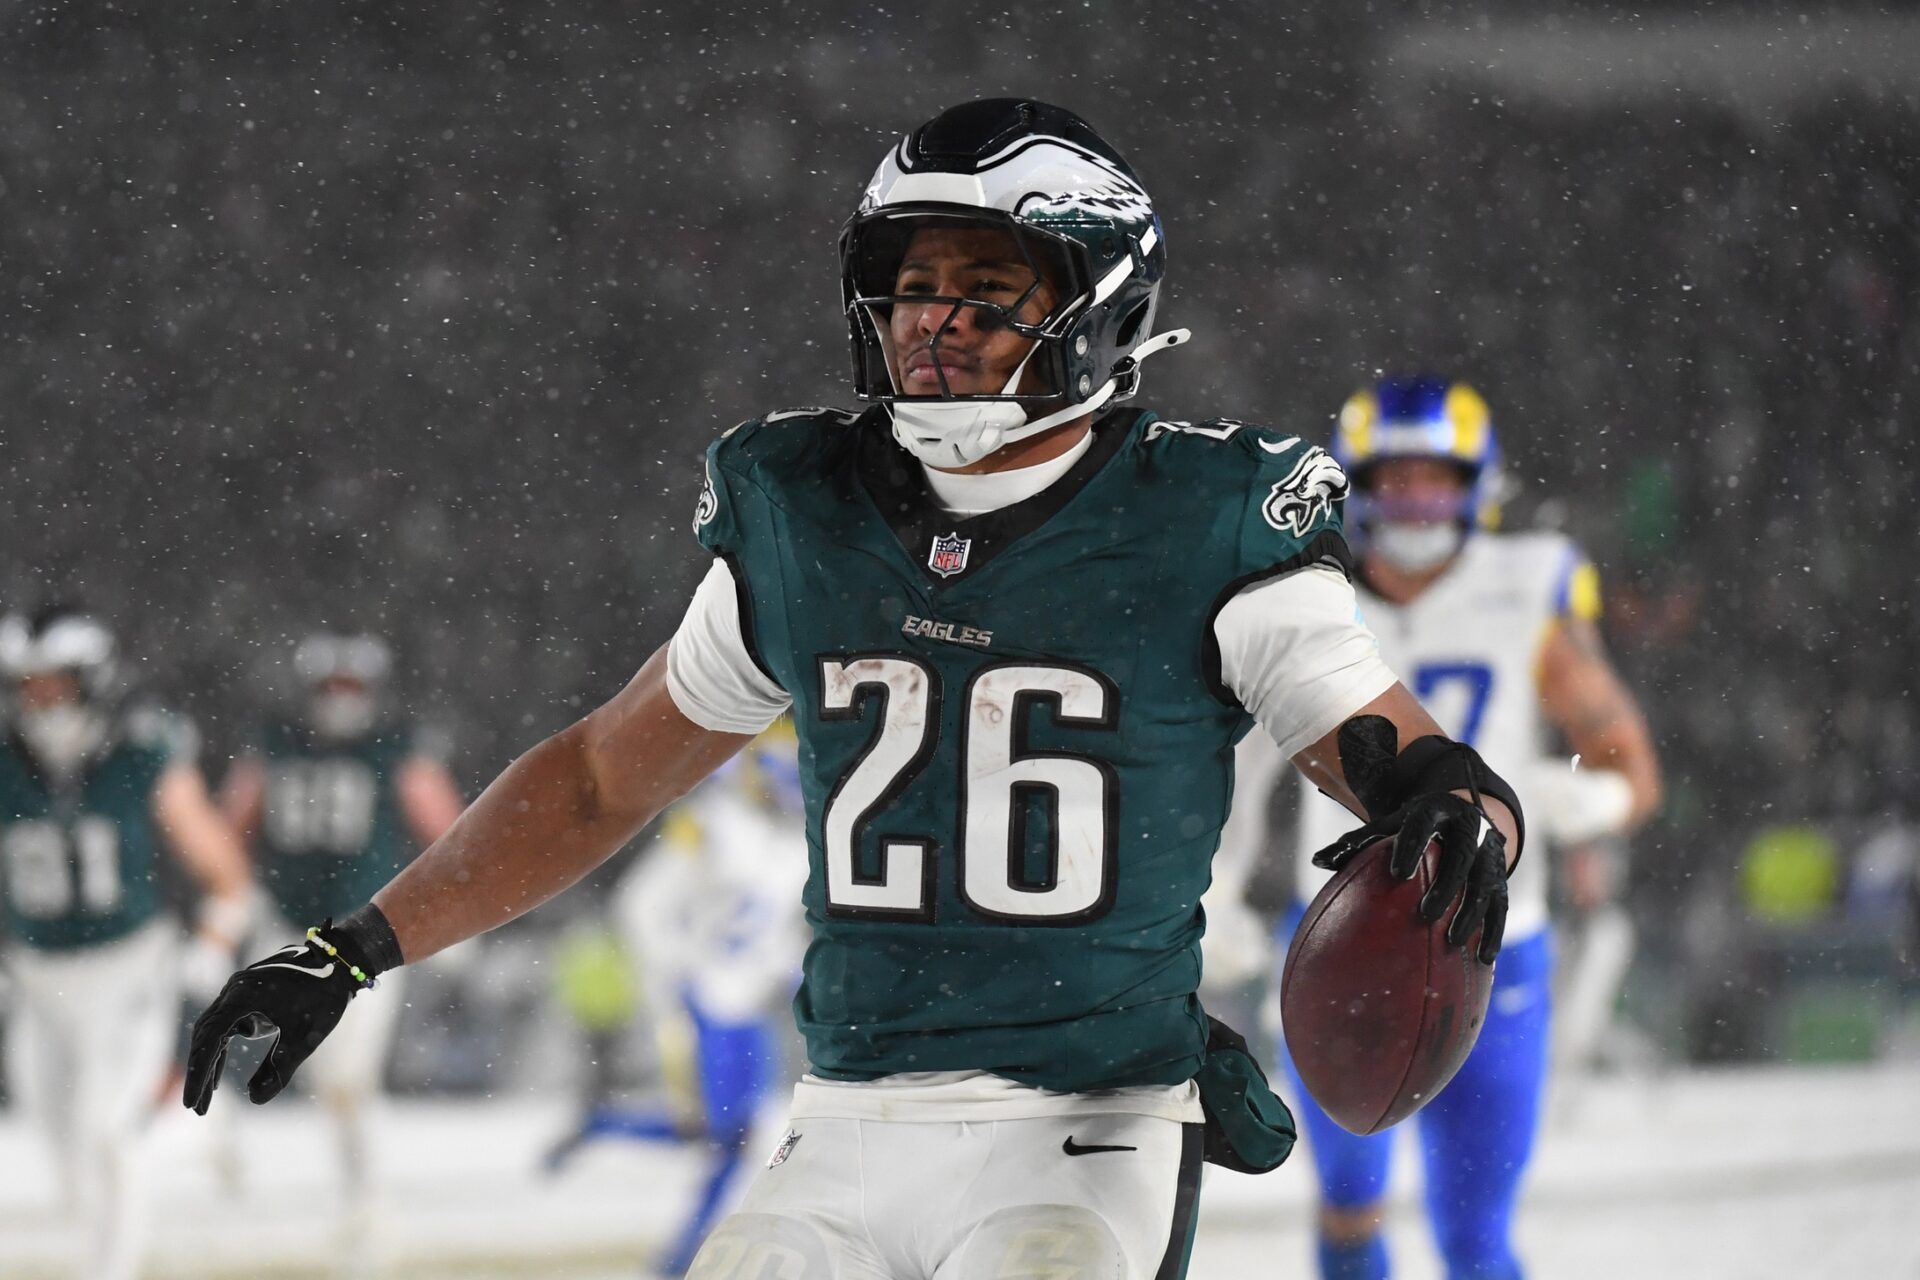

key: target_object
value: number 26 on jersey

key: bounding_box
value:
[817,657,1117,926]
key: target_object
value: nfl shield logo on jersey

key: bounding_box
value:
[767,1129,802,1169]
[927,531,972,578]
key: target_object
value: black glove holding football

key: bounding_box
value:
[183,905,403,1114]
[1310,715,1520,965]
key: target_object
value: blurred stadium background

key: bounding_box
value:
[1,2,1916,1276]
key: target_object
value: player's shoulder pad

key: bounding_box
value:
[707,405,863,475]
[693,405,864,556]
[1141,416,1349,507]
[1142,415,1355,574]
[122,703,200,764]
[1478,529,1602,622]
[1538,532,1602,621]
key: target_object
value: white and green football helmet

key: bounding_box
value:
[840,98,1190,468]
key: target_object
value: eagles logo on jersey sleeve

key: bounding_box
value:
[1260,445,1351,541]
[1137,417,1358,710]
[1146,417,1354,585]
[1143,417,1355,582]
[1232,431,1354,577]
[692,421,754,557]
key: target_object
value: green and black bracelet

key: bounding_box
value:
[305,927,377,990]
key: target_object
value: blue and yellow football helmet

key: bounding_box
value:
[1333,376,1503,533]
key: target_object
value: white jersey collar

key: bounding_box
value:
[918,429,1094,518]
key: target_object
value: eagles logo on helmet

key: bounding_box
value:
[839,98,1191,468]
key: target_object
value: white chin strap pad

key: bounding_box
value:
[888,329,1191,469]
[890,398,1030,468]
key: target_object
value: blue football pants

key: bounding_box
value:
[659,999,781,1276]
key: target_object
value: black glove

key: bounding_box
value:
[1312,793,1509,964]
[183,906,400,1114]
[1310,716,1512,965]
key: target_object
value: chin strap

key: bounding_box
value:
[1107,328,1190,399]
[890,328,1193,468]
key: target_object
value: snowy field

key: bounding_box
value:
[3,1064,1917,1279]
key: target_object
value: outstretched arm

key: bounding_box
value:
[373,644,750,963]
[186,641,756,1114]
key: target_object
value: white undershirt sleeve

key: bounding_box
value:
[1215,565,1399,760]
[665,559,793,735]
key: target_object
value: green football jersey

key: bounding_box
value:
[253,722,419,924]
[694,404,1353,1092]
[0,709,185,951]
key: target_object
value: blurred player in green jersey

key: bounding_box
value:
[0,606,253,1280]
[219,631,463,1270]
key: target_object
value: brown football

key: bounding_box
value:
[1280,835,1495,1135]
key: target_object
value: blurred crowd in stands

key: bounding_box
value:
[1,5,1914,1062]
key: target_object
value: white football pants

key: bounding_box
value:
[687,1109,1204,1280]
[5,921,177,1280]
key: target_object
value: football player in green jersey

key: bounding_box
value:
[217,630,464,1271]
[187,100,1524,1279]
[0,606,254,1280]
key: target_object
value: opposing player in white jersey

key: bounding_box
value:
[612,721,808,1275]
[1259,378,1663,1280]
